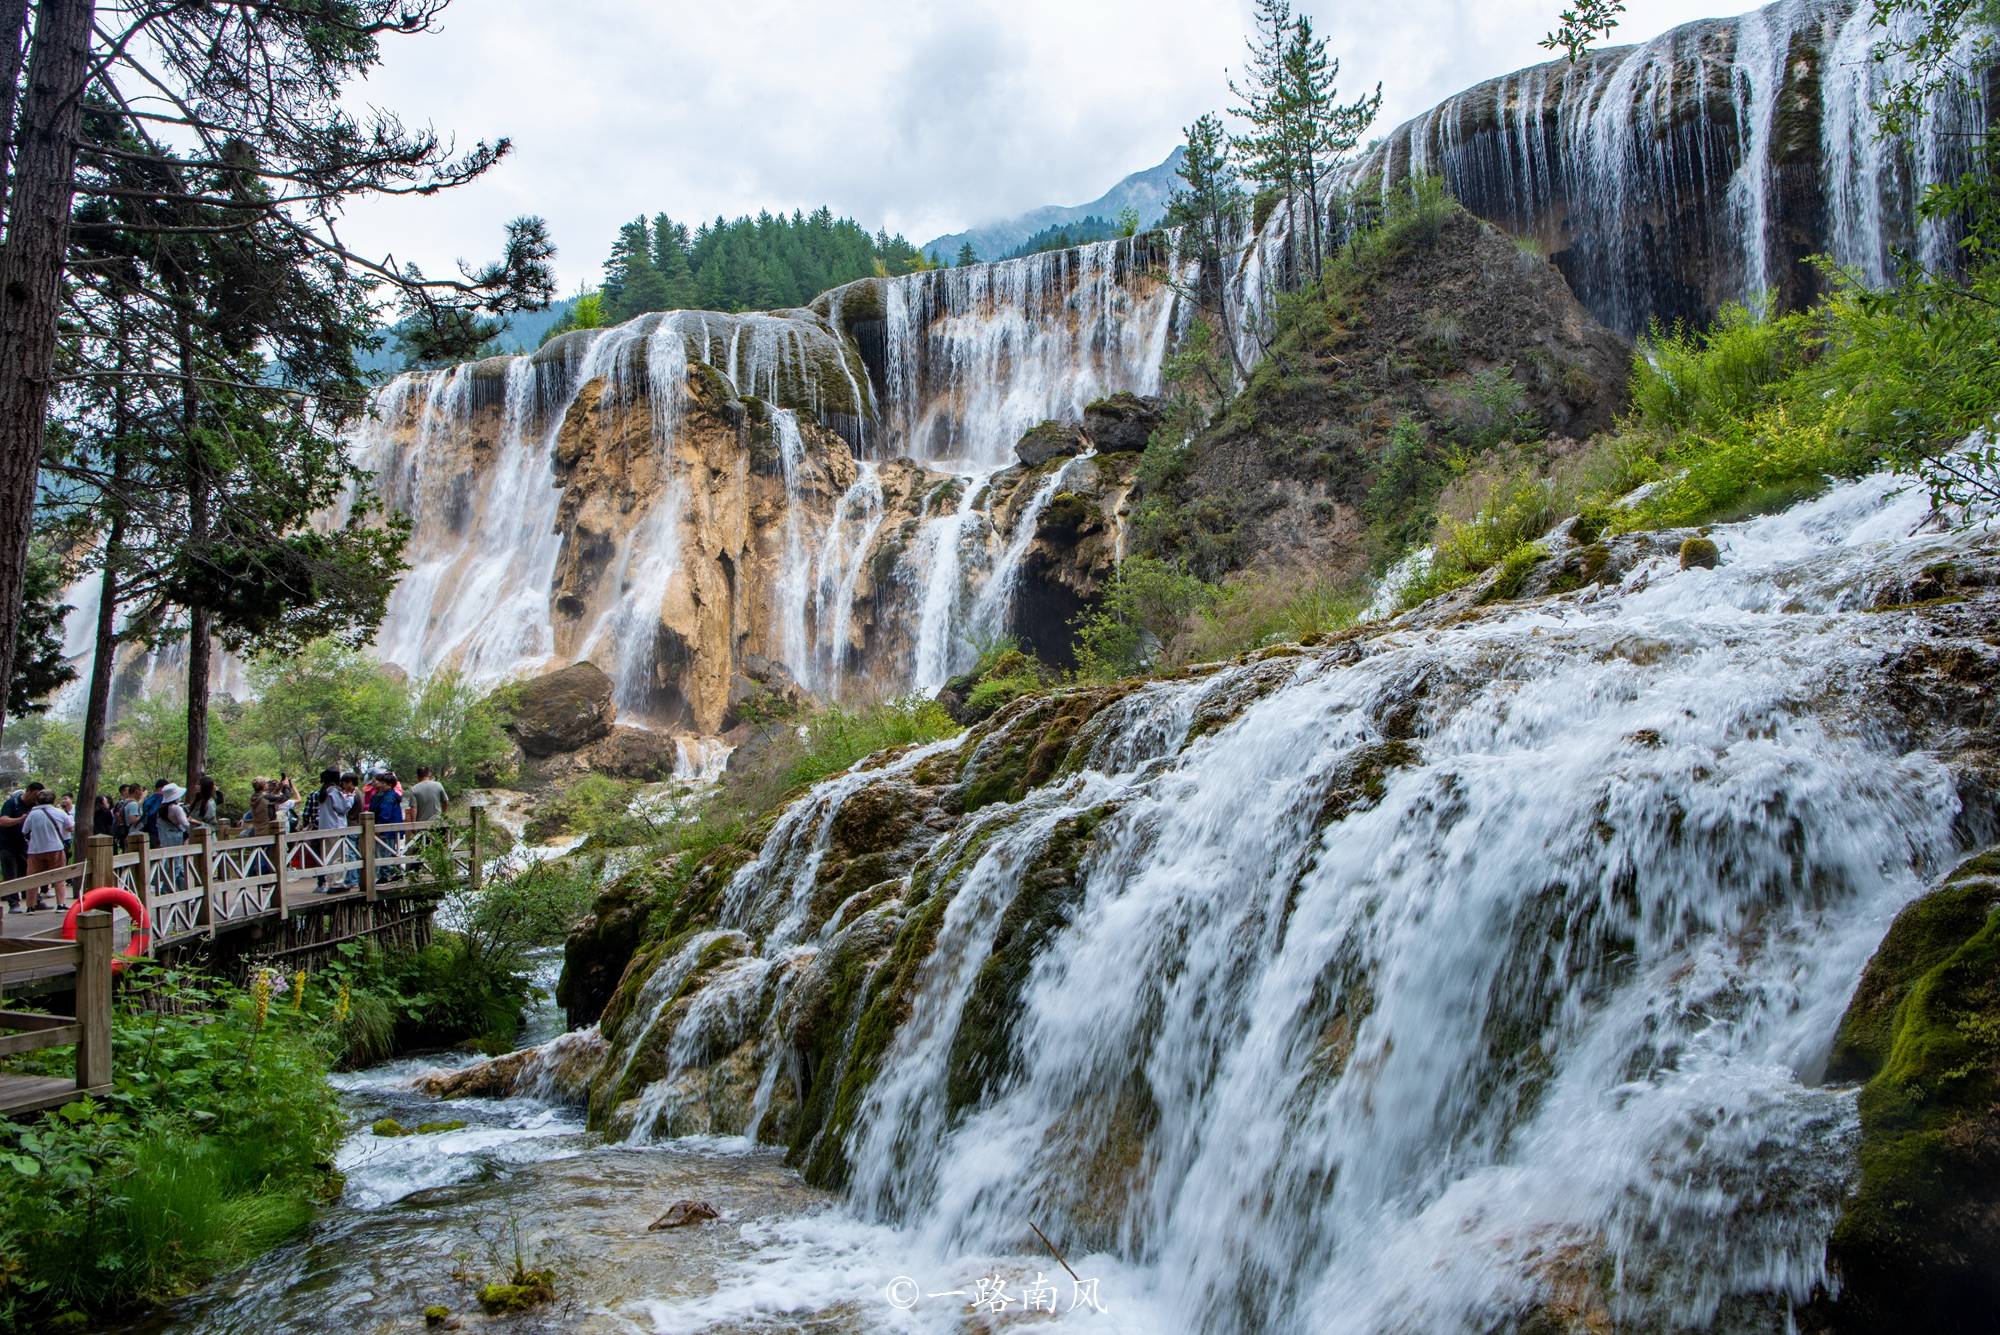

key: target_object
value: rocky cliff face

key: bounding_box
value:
[344,237,1186,741]
[1348,0,1994,334]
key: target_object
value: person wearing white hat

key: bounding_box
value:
[155,783,191,848]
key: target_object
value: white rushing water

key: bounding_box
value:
[618,467,1992,1334]
[880,236,1183,470]
[1353,0,1989,333]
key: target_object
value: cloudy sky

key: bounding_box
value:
[339,0,1765,293]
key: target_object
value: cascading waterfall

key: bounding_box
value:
[810,463,887,697]
[623,467,1992,1334]
[965,450,1094,650]
[1351,0,1989,333]
[910,475,992,692]
[769,408,816,689]
[879,235,1183,469]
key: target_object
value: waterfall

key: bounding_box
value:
[1351,0,1990,333]
[910,474,992,692]
[770,408,816,690]
[810,463,887,697]
[965,450,1092,649]
[878,236,1182,469]
[622,467,1992,1333]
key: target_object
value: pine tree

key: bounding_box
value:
[0,3,555,751]
[956,242,978,266]
[1283,17,1381,275]
[1229,0,1304,288]
[602,216,652,315]
[1166,113,1249,382]
[652,213,697,307]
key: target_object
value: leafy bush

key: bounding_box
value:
[1073,557,1220,679]
[0,968,343,1328]
[1628,300,1806,439]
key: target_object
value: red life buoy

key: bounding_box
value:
[61,887,151,971]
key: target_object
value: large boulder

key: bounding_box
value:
[1082,392,1164,453]
[583,726,682,781]
[507,662,615,757]
[1825,848,2000,1333]
[1014,419,1085,467]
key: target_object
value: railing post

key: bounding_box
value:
[128,832,151,923]
[85,833,114,892]
[359,813,377,902]
[74,910,112,1092]
[274,827,292,919]
[468,804,483,897]
[191,825,214,936]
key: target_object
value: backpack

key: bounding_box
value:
[139,792,163,841]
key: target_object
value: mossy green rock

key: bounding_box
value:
[1826,848,2000,1333]
[423,1305,450,1327]
[414,1119,467,1135]
[478,1270,556,1314]
[1678,535,1720,570]
[1038,491,1094,540]
[370,1117,406,1138]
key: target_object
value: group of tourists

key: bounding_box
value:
[0,765,452,915]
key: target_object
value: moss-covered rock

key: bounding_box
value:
[478,1270,556,1314]
[370,1117,406,1138]
[1015,419,1084,467]
[1082,391,1164,453]
[558,864,666,1030]
[1826,848,2000,1333]
[945,806,1116,1115]
[1037,491,1094,540]
[1678,535,1720,570]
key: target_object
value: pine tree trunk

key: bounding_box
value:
[0,0,95,751]
[1210,200,1249,384]
[0,0,32,233]
[178,323,212,792]
[75,524,121,836]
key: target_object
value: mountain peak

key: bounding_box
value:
[921,147,1184,262]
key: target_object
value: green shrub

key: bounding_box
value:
[1072,557,1220,679]
[1628,300,1807,439]
[0,968,343,1327]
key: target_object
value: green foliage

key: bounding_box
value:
[1332,174,1453,280]
[1073,557,1221,679]
[1444,368,1537,452]
[1627,301,1808,439]
[393,669,515,789]
[0,968,341,1327]
[783,698,959,793]
[1004,216,1119,260]
[1173,567,1366,663]
[8,715,81,792]
[8,545,76,717]
[536,289,609,346]
[600,208,933,322]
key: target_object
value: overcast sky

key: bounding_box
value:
[338,0,1766,293]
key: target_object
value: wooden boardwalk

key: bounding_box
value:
[0,812,485,1117]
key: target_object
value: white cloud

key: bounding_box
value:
[337,0,1767,292]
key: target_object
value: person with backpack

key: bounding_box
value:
[0,782,45,883]
[371,772,405,883]
[154,784,191,849]
[137,779,167,844]
[117,784,143,846]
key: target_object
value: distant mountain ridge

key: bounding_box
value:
[922,147,1183,262]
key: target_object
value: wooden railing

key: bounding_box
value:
[0,808,485,952]
[0,911,111,1115]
